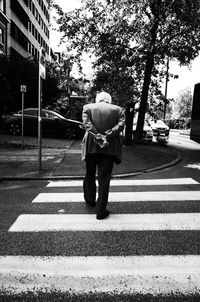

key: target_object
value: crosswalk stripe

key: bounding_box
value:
[32,191,200,203]
[4,177,200,296]
[0,255,200,294]
[8,213,200,232]
[47,178,199,187]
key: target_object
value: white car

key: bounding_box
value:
[149,120,170,138]
[132,121,153,142]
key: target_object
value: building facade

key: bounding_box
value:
[0,0,10,55]
[1,0,51,60]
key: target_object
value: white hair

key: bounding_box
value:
[95,92,112,104]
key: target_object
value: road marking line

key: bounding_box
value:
[47,178,199,187]
[0,255,200,294]
[8,213,200,232]
[32,191,200,203]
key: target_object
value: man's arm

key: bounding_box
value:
[105,107,125,139]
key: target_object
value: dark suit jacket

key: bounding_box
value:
[81,102,125,164]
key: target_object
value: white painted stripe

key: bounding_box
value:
[47,178,199,187]
[32,191,200,203]
[0,255,200,294]
[8,213,200,232]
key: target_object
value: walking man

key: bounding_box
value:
[81,91,125,220]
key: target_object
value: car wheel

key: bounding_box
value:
[64,127,77,139]
[8,122,21,135]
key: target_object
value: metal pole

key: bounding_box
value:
[164,57,169,121]
[38,74,42,171]
[38,47,46,171]
[21,92,24,149]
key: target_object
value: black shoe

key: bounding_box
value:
[85,200,96,207]
[96,210,110,220]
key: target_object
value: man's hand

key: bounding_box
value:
[94,133,109,148]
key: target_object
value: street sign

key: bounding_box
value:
[39,63,46,80]
[20,85,27,93]
[39,48,46,80]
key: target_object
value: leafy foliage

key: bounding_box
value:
[174,87,192,119]
[0,53,38,115]
[54,0,200,141]
[0,54,62,118]
[43,62,62,108]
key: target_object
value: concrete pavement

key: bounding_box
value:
[0,132,181,180]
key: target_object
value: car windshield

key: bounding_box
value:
[52,112,65,119]
[45,111,65,120]
[18,109,38,116]
[150,120,166,126]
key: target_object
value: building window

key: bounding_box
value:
[40,16,43,29]
[0,0,5,12]
[35,8,38,19]
[32,24,35,36]
[0,27,4,54]
[38,32,41,44]
[27,41,31,53]
[31,44,35,56]
[0,28,4,44]
[32,3,35,15]
[35,28,38,40]
[11,22,28,51]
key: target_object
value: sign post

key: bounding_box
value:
[20,85,27,149]
[38,48,46,171]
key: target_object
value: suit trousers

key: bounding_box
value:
[83,154,114,215]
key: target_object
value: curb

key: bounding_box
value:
[0,140,75,150]
[112,147,182,178]
[0,147,182,181]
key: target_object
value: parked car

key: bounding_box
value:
[1,108,85,139]
[132,121,153,142]
[149,119,170,139]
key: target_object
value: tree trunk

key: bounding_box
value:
[134,0,161,142]
[134,52,155,141]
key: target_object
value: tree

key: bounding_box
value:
[0,53,38,115]
[174,87,192,119]
[54,0,200,141]
[43,62,62,108]
[0,54,63,117]
[132,0,200,140]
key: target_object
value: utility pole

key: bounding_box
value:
[164,57,169,121]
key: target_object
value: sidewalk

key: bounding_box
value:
[0,133,181,180]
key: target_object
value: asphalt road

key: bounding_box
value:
[0,131,200,301]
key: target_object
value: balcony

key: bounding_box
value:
[0,8,10,24]
[11,0,29,29]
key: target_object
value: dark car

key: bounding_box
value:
[1,108,85,139]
